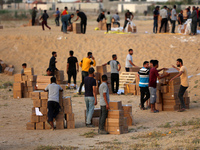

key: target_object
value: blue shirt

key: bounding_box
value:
[56,10,60,17]
[138,67,150,87]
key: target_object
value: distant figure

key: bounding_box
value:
[106,11,112,33]
[167,8,172,24]
[46,68,53,76]
[67,50,79,89]
[123,10,134,32]
[113,12,120,27]
[190,6,197,35]
[40,10,51,31]
[97,11,105,23]
[153,6,160,33]
[125,49,137,72]
[32,7,37,26]
[49,51,58,76]
[187,6,191,18]
[171,5,177,33]
[55,8,60,26]
[159,6,168,33]
[61,7,68,16]
[178,10,184,25]
[74,10,87,34]
[196,7,200,27]
[61,14,74,34]
[21,63,27,74]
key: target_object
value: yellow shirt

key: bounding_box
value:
[61,10,68,16]
[79,57,96,72]
[180,66,189,87]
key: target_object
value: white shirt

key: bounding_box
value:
[171,9,177,21]
[160,9,168,18]
[45,83,63,103]
[125,54,133,68]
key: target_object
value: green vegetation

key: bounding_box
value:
[80,131,97,138]
[36,146,78,150]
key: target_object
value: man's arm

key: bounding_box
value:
[157,73,169,80]
[129,60,137,67]
[131,14,134,20]
[172,65,180,71]
[178,15,181,24]
[157,68,168,72]
[76,62,79,72]
[79,60,83,67]
[91,57,96,67]
[118,64,121,72]
[93,86,97,105]
[67,63,69,73]
[170,71,183,82]
[74,16,79,22]
[103,93,109,110]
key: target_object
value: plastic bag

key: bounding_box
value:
[184,19,192,35]
[125,19,136,32]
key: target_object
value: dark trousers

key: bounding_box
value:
[140,87,150,108]
[81,20,87,34]
[191,21,197,34]
[160,18,168,33]
[113,22,120,27]
[178,85,188,109]
[55,16,60,26]
[42,20,51,30]
[123,20,129,29]
[47,101,60,122]
[99,106,108,130]
[153,19,158,33]
[125,68,130,72]
[79,71,89,94]
[68,70,77,84]
[111,73,119,93]
[32,17,36,26]
[171,20,176,33]
[106,23,111,32]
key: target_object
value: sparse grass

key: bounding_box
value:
[129,143,147,149]
[193,101,198,103]
[137,126,149,130]
[0,81,13,89]
[80,131,97,138]
[158,122,171,128]
[195,80,198,84]
[131,131,167,139]
[193,85,198,88]
[36,145,79,150]
[0,103,8,107]
[181,120,188,126]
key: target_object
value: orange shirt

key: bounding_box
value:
[61,10,68,16]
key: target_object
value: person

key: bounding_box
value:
[149,60,169,113]
[99,74,110,134]
[61,14,74,34]
[178,10,184,25]
[190,6,197,35]
[167,8,172,24]
[67,50,79,89]
[113,12,120,27]
[106,11,112,33]
[74,10,87,34]
[61,7,68,16]
[103,54,121,94]
[159,6,168,33]
[171,5,177,33]
[187,6,191,18]
[49,51,58,76]
[79,52,96,95]
[21,63,27,74]
[198,7,200,27]
[196,7,199,25]
[46,68,53,76]
[44,77,63,129]
[55,8,60,26]
[97,11,105,22]
[138,61,150,110]
[32,7,37,26]
[125,49,137,72]
[123,10,134,32]
[170,59,189,112]
[40,10,51,31]
[149,60,154,69]
[84,68,97,127]
[153,6,160,33]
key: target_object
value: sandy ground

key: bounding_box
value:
[0,17,200,150]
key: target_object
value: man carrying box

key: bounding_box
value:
[99,75,109,134]
[149,60,169,113]
[74,10,87,34]
[44,77,63,129]
[21,63,27,75]
[170,58,189,112]
[125,49,138,72]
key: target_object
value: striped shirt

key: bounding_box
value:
[138,67,150,87]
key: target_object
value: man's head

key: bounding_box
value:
[128,49,133,55]
[46,68,52,76]
[156,6,159,10]
[44,10,47,13]
[153,60,159,68]
[143,61,149,68]
[164,6,167,9]
[192,6,196,10]
[150,60,154,68]
[65,7,68,10]
[102,74,108,82]
[180,10,183,14]
[57,8,59,10]
[107,11,110,15]
[71,14,74,18]
[52,51,57,57]
[188,6,191,10]
[174,5,176,9]
[51,76,56,83]
[87,52,92,58]
[102,11,105,15]
[176,58,183,67]
[112,54,117,60]
[116,12,118,15]
[34,7,36,9]
[69,50,74,56]
[89,67,95,75]
[22,63,27,69]
[76,10,79,13]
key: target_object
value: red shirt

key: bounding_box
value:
[196,10,199,19]
[149,67,159,88]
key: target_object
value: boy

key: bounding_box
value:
[44,77,63,129]
[99,75,110,134]
[21,63,27,74]
[106,11,112,33]
[40,10,51,31]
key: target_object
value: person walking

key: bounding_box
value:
[49,51,58,76]
[153,6,159,33]
[125,49,138,72]
[40,10,51,31]
[55,8,60,26]
[159,6,168,33]
[190,6,197,35]
[74,10,87,34]
[32,7,37,26]
[171,5,177,33]
[106,11,112,33]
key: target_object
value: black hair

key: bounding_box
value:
[128,49,133,52]
[51,77,56,83]
[44,10,47,13]
[153,60,159,67]
[89,67,95,74]
[150,60,154,64]
[88,52,92,56]
[164,6,167,8]
[112,54,117,59]
[177,58,183,65]
[102,75,108,81]
[46,68,52,72]
[174,5,176,8]
[71,13,74,16]
[116,12,118,15]
[22,63,27,67]
[57,7,59,10]
[52,51,56,55]
[108,11,110,14]
[70,50,74,56]
[76,10,79,12]
[143,61,149,66]
[65,7,68,9]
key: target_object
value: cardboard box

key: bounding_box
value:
[33,100,42,107]
[109,101,122,110]
[184,97,190,105]
[42,99,48,107]
[163,93,178,100]
[108,110,124,119]
[94,72,101,80]
[28,86,34,92]
[32,107,36,115]
[8,68,14,76]
[4,67,10,74]
[163,99,180,105]
[27,81,36,87]
[129,67,141,72]
[37,76,51,83]
[67,121,75,129]
[13,82,23,91]
[22,75,28,81]
[40,107,47,115]
[40,115,47,122]
[156,90,163,104]
[36,83,49,90]
[59,97,63,107]
[105,126,123,135]
[31,91,40,100]
[24,68,34,75]
[168,85,180,94]
[44,122,52,130]
[92,117,99,127]
[96,66,107,75]
[55,70,64,81]
[161,85,168,94]
[73,23,81,34]
[124,83,136,94]
[14,74,22,82]
[31,115,40,123]
[28,75,37,82]
[56,112,64,121]
[67,113,74,121]
[105,118,124,127]
[122,105,132,113]
[124,114,133,126]
[155,103,163,111]
[56,120,65,129]
[13,91,22,99]
[26,122,36,130]
[63,97,72,106]
[64,105,72,114]
[168,78,181,86]
[163,104,180,111]
[36,122,45,130]
[40,92,48,99]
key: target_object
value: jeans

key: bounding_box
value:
[140,87,150,108]
[125,68,130,72]
[123,20,129,29]
[160,18,168,33]
[178,85,188,109]
[32,17,36,26]
[113,22,120,27]
[81,20,87,34]
[106,23,111,32]
[99,106,108,130]
[171,20,176,33]
[42,20,51,30]
[149,87,157,104]
[62,20,68,33]
[55,16,60,26]
[68,70,77,84]
[47,101,60,122]
[85,97,95,124]
[79,71,89,94]
[153,19,158,33]
[111,73,119,93]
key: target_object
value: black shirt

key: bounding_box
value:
[67,56,78,71]
[125,12,133,19]
[84,76,96,97]
[153,9,159,20]
[77,12,87,21]
[97,13,105,22]
[41,13,49,21]
[178,13,183,24]
[49,56,57,71]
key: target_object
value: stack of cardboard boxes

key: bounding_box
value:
[73,23,81,34]
[158,15,170,33]
[122,104,133,126]
[98,20,107,30]
[127,25,137,33]
[84,108,101,127]
[0,60,14,75]
[36,76,51,90]
[55,70,65,84]
[156,68,190,111]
